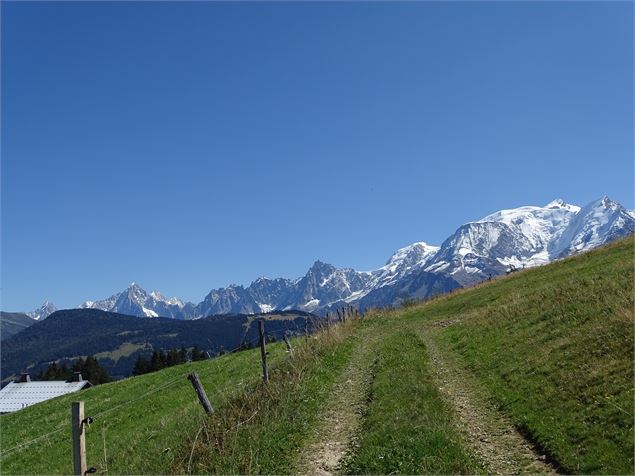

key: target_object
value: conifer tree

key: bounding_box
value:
[132,355,150,375]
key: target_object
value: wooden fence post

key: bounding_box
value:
[259,319,269,383]
[72,401,87,476]
[283,332,293,354]
[187,372,213,415]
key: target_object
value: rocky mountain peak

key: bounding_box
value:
[599,195,619,210]
[27,301,57,321]
[306,260,337,278]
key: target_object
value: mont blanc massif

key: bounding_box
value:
[21,196,635,320]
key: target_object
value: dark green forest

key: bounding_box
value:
[36,355,111,384]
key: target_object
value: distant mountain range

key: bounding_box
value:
[15,196,635,320]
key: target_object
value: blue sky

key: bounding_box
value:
[2,1,633,311]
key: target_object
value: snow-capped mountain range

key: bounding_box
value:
[78,284,195,318]
[23,196,635,320]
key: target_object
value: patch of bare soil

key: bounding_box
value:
[416,328,558,475]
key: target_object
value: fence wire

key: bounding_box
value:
[0,317,331,460]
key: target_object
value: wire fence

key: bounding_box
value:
[0,335,269,458]
[0,309,360,463]
[0,339,249,459]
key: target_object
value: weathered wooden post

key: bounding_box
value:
[259,319,269,383]
[187,372,213,414]
[283,332,293,354]
[72,401,87,476]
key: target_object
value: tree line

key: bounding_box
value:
[36,355,112,385]
[34,346,212,383]
[132,346,208,376]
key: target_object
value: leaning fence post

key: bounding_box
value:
[72,401,87,476]
[188,372,213,415]
[283,332,293,354]
[259,319,269,383]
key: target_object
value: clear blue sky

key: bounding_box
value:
[2,1,633,311]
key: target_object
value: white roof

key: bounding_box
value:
[0,381,90,413]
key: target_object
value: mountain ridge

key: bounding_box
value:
[13,196,635,318]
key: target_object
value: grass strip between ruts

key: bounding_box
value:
[343,329,483,475]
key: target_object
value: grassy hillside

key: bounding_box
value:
[1,238,632,474]
[417,237,634,473]
[172,322,359,474]
[0,343,288,474]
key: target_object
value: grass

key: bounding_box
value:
[171,320,359,474]
[0,343,287,474]
[343,330,483,475]
[94,341,147,361]
[402,237,634,474]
